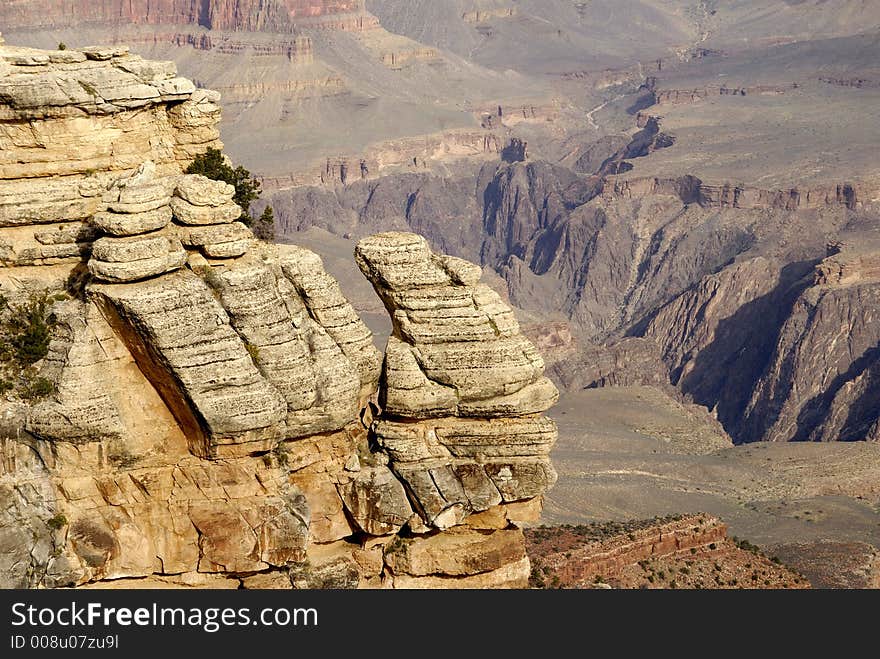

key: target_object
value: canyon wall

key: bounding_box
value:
[0,42,556,589]
[0,1,368,32]
[267,151,880,444]
[0,1,202,29]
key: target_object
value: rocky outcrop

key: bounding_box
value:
[642,238,880,444]
[260,130,505,191]
[739,245,880,443]
[525,515,808,589]
[355,233,558,535]
[653,84,795,106]
[171,174,254,257]
[607,175,859,211]
[88,162,186,283]
[0,42,221,246]
[0,44,556,589]
[461,7,518,24]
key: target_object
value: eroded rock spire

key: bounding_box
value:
[356,232,558,531]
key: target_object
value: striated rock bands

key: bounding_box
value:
[0,1,364,31]
[355,232,558,418]
[91,270,288,457]
[0,43,556,590]
[356,232,558,530]
[0,39,221,278]
[170,174,252,257]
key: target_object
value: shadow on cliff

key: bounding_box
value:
[670,260,820,444]
[792,342,880,441]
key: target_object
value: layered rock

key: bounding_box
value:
[356,232,558,535]
[0,40,221,271]
[88,162,186,283]
[740,246,880,443]
[0,1,369,32]
[172,174,254,258]
[525,515,808,589]
[642,237,880,444]
[0,44,556,590]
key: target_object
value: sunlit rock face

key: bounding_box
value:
[0,42,556,590]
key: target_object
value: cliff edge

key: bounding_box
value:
[0,39,557,589]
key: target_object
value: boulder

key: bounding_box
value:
[170,196,241,225]
[92,206,172,237]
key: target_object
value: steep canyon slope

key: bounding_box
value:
[257,7,880,448]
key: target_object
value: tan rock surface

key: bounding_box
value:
[356,232,558,530]
[92,207,173,237]
[88,239,187,283]
[388,556,531,589]
[202,239,250,259]
[384,527,527,577]
[0,44,555,591]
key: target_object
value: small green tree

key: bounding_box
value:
[185,148,262,227]
[254,205,276,241]
[0,293,55,368]
[57,42,67,51]
[0,291,59,400]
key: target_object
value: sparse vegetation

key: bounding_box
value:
[245,342,261,363]
[254,205,276,242]
[529,566,546,589]
[0,291,60,400]
[184,148,275,240]
[20,377,56,400]
[272,442,291,468]
[47,513,67,530]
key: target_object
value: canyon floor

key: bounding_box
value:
[544,386,880,586]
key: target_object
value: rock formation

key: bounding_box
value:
[0,43,556,589]
[355,232,558,532]
[88,162,187,283]
[525,515,808,589]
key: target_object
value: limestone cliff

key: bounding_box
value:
[0,42,556,589]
